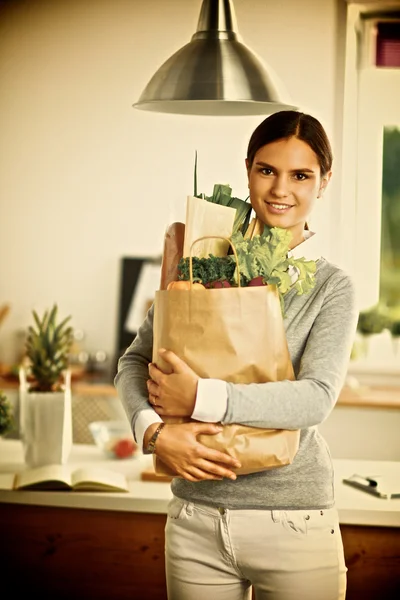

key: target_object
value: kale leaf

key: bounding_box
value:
[177,255,237,286]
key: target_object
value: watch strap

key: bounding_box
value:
[145,423,165,454]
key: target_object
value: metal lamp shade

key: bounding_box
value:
[133,0,297,116]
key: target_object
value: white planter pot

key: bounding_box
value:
[19,369,72,468]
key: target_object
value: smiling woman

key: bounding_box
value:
[245,111,332,249]
[115,111,359,600]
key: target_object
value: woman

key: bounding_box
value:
[114,111,358,600]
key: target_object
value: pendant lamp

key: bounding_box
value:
[133,0,297,116]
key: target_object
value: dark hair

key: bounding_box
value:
[246,111,333,176]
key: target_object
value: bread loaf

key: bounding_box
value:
[159,222,185,290]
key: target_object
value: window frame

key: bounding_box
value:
[341,1,400,381]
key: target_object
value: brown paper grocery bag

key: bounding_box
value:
[183,196,236,258]
[152,236,298,476]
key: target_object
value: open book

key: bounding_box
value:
[0,464,130,493]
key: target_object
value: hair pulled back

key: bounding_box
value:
[246,111,333,176]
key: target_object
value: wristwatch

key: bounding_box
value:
[144,423,165,454]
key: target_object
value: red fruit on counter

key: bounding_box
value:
[113,438,137,458]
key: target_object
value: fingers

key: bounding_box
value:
[203,448,241,471]
[180,459,237,482]
[147,377,159,396]
[148,363,164,384]
[188,437,240,478]
[183,466,223,482]
[147,379,162,408]
[195,458,238,480]
[149,394,159,408]
[158,349,185,373]
[194,422,226,435]
[155,422,241,481]
[192,423,241,470]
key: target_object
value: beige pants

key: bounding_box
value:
[165,496,347,600]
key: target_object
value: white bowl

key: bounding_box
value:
[88,420,138,459]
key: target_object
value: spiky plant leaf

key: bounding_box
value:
[25,304,73,392]
[228,197,253,235]
[0,392,13,435]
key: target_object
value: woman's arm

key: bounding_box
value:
[220,271,358,429]
[114,305,240,480]
[150,270,358,430]
[114,304,161,446]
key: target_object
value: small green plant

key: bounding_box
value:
[390,320,400,338]
[25,304,74,392]
[357,305,392,336]
[0,391,13,435]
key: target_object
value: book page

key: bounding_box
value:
[71,467,129,492]
[0,473,18,490]
[15,465,72,490]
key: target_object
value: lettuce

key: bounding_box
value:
[231,228,317,301]
[178,223,317,312]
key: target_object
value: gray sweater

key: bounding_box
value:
[115,257,358,510]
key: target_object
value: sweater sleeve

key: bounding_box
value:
[222,271,358,430]
[114,304,161,444]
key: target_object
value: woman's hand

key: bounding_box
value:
[147,349,198,418]
[149,422,241,482]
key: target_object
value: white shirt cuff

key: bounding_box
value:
[192,378,228,423]
[135,409,163,452]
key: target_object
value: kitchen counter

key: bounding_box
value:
[1,440,399,599]
[1,439,400,526]
[0,439,171,514]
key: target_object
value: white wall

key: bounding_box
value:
[0,0,344,366]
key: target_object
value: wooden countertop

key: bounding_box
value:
[2,377,399,409]
[0,440,400,527]
[337,385,400,409]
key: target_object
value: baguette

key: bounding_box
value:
[159,222,185,290]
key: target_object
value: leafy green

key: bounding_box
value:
[192,152,252,235]
[178,227,317,311]
[231,228,316,291]
[230,228,317,313]
[177,255,237,286]
[206,183,232,207]
[195,179,252,237]
[289,257,317,295]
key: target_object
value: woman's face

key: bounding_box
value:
[246,136,331,248]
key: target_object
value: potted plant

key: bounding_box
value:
[19,304,74,467]
[389,319,400,356]
[0,391,13,437]
[354,305,392,359]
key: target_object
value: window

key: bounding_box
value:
[380,126,400,308]
[341,3,400,380]
[354,27,400,308]
[376,21,400,67]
